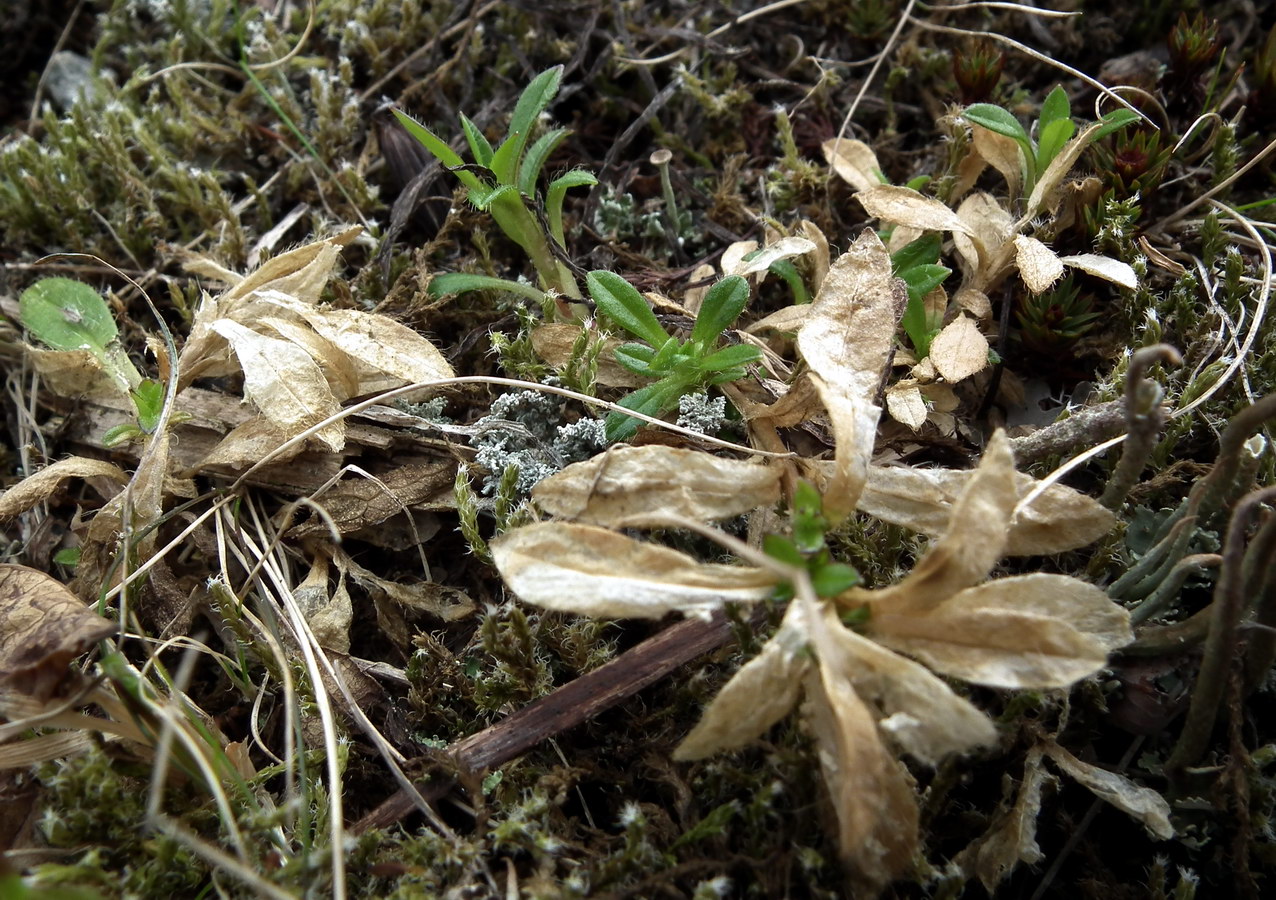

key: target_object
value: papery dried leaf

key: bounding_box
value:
[0,457,128,518]
[1014,235,1064,294]
[819,607,997,764]
[746,304,810,335]
[289,460,455,538]
[928,315,989,383]
[1042,741,1173,839]
[954,286,993,319]
[970,125,1024,201]
[177,229,360,387]
[939,574,1133,652]
[25,346,124,400]
[803,662,919,890]
[870,431,1017,612]
[823,138,884,192]
[492,522,776,619]
[796,230,899,519]
[675,618,808,760]
[295,554,352,653]
[532,445,781,526]
[195,416,304,471]
[1026,121,1106,219]
[211,318,345,451]
[885,382,928,431]
[260,314,360,399]
[969,746,1050,891]
[859,466,1117,555]
[731,373,822,428]
[720,240,758,276]
[1059,253,1138,290]
[797,221,831,292]
[869,574,1124,689]
[0,730,95,770]
[0,564,115,701]
[261,292,456,388]
[856,185,974,237]
[724,236,817,277]
[531,324,646,387]
[953,192,1012,275]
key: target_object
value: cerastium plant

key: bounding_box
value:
[393,66,596,306]
[587,270,761,441]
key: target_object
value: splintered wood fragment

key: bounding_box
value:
[350,611,735,835]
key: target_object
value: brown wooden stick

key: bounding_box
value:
[351,610,738,834]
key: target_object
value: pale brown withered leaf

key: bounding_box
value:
[491,522,776,619]
[1042,741,1173,839]
[858,465,1117,556]
[796,220,831,292]
[856,184,975,238]
[532,445,781,526]
[178,229,360,387]
[927,314,989,382]
[796,230,898,519]
[938,574,1133,652]
[970,125,1023,201]
[885,381,928,431]
[0,457,128,519]
[802,659,919,890]
[819,608,997,764]
[25,346,125,401]
[953,192,1012,276]
[196,416,305,471]
[0,564,115,701]
[1014,235,1065,294]
[259,314,361,399]
[867,581,1120,690]
[823,137,884,192]
[294,553,352,654]
[869,431,1018,613]
[674,615,809,760]
[967,746,1051,891]
[211,318,345,451]
[724,236,816,277]
[1058,253,1138,290]
[1025,121,1109,219]
[260,292,456,390]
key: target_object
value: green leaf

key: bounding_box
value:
[899,263,951,304]
[588,270,669,347]
[1035,117,1076,173]
[690,275,751,345]
[694,342,762,372]
[493,65,563,184]
[964,102,1035,170]
[890,233,943,274]
[763,534,805,566]
[614,342,659,375]
[605,378,681,441]
[768,259,810,304]
[21,277,119,352]
[53,547,81,567]
[391,109,483,191]
[102,423,145,447]
[428,272,547,303]
[468,182,519,211]
[811,561,861,597]
[791,480,827,553]
[130,378,166,433]
[1037,85,1071,132]
[1090,108,1141,142]
[459,113,494,167]
[518,128,568,196]
[20,277,143,391]
[545,169,598,247]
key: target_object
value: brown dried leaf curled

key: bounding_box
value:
[532,445,781,526]
[492,522,777,619]
[0,457,129,519]
[1042,741,1173,839]
[0,564,115,701]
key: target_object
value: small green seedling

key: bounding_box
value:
[963,85,1139,198]
[891,233,951,358]
[393,66,597,303]
[764,480,862,605]
[588,271,761,441]
[20,277,165,446]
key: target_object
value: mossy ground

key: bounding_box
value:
[2,1,1275,898]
